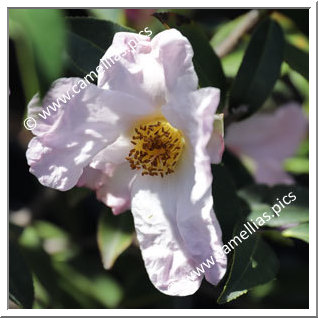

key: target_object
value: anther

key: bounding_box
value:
[126,119,184,177]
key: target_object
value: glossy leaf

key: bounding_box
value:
[210,10,261,58]
[210,14,247,49]
[153,12,227,110]
[9,9,66,97]
[97,209,134,270]
[284,157,309,174]
[212,168,280,303]
[217,234,279,304]
[54,261,123,308]
[9,241,34,308]
[229,18,284,119]
[67,32,104,76]
[222,150,255,190]
[89,9,126,25]
[284,41,309,80]
[261,230,294,246]
[221,45,245,78]
[66,17,133,76]
[212,164,243,243]
[19,226,62,305]
[239,185,309,228]
[282,222,309,243]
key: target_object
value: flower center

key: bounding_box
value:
[126,119,185,177]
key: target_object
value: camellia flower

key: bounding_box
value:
[224,103,307,185]
[26,29,227,296]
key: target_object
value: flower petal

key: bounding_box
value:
[225,103,308,185]
[176,151,227,286]
[163,87,221,200]
[129,87,225,295]
[151,28,198,93]
[98,29,198,107]
[255,159,294,185]
[98,32,164,106]
[162,86,226,285]
[27,93,60,136]
[76,166,107,190]
[96,162,136,215]
[77,162,135,215]
[131,174,203,296]
[90,135,132,169]
[26,77,152,191]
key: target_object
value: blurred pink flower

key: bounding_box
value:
[125,9,156,28]
[26,29,226,296]
[224,103,308,185]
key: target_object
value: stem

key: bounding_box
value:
[215,10,261,58]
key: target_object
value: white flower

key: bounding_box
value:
[26,29,227,296]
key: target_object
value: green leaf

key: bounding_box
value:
[66,32,103,76]
[249,280,276,300]
[153,12,227,110]
[67,17,134,51]
[212,164,243,243]
[248,203,308,228]
[9,241,34,308]
[284,42,309,80]
[65,17,134,76]
[89,9,126,25]
[33,220,77,262]
[217,234,279,304]
[54,261,123,308]
[9,9,66,97]
[19,226,62,305]
[222,150,254,190]
[282,222,309,243]
[221,45,245,78]
[261,230,294,246]
[229,18,284,119]
[239,185,309,228]
[97,209,134,270]
[210,14,247,49]
[284,157,309,174]
[212,169,280,303]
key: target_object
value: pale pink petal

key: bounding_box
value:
[151,28,198,93]
[96,162,136,215]
[90,135,131,169]
[27,79,87,136]
[163,87,220,200]
[176,151,227,285]
[225,103,308,185]
[98,32,164,106]
[26,28,229,296]
[26,77,152,191]
[163,86,226,285]
[129,86,226,294]
[76,166,107,190]
[131,174,202,296]
[98,29,198,107]
[27,94,54,136]
[255,159,294,185]
[77,163,135,215]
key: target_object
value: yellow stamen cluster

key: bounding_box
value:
[126,120,185,177]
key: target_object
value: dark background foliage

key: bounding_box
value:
[9,8,309,309]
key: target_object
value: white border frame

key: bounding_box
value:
[3,1,316,316]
